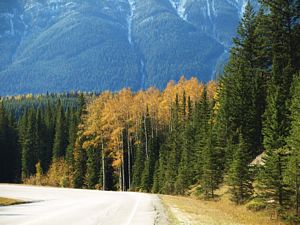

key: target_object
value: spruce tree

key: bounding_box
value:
[66,110,77,166]
[193,87,211,182]
[72,96,87,188]
[163,95,182,194]
[20,109,38,179]
[131,117,147,190]
[175,97,194,194]
[52,100,67,160]
[285,74,300,216]
[217,2,265,162]
[73,140,87,188]
[36,108,49,171]
[151,161,160,193]
[201,125,222,199]
[260,78,290,208]
[131,142,144,190]
[85,147,100,189]
[44,100,55,163]
[0,101,10,182]
[227,132,254,204]
[141,158,151,192]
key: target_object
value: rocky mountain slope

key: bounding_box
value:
[0,0,256,95]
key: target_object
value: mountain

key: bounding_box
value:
[0,0,256,95]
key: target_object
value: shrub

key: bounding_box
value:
[246,199,267,212]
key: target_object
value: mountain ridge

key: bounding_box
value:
[0,0,256,95]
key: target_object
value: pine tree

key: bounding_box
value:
[0,101,10,182]
[201,126,222,199]
[85,147,100,189]
[36,108,49,171]
[285,74,300,216]
[260,77,290,208]
[20,109,39,179]
[263,80,286,150]
[6,111,20,182]
[175,97,194,194]
[66,110,78,166]
[44,100,55,164]
[227,132,253,204]
[260,1,300,168]
[193,87,211,182]
[152,161,160,193]
[131,141,144,190]
[163,95,183,194]
[72,96,87,188]
[52,100,67,160]
[73,139,87,188]
[141,158,151,192]
[217,2,265,161]
[131,116,147,191]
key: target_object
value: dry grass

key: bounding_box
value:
[0,197,25,206]
[161,187,284,225]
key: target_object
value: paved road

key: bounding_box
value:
[0,184,167,225]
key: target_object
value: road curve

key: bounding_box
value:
[0,184,167,225]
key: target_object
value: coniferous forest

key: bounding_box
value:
[1,1,300,222]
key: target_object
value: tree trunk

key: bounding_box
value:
[127,133,131,190]
[101,140,105,191]
[144,116,148,159]
[119,167,122,191]
[121,132,125,191]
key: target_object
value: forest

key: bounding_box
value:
[0,0,300,223]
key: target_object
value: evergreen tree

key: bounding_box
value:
[201,125,222,199]
[85,147,100,189]
[131,141,144,190]
[44,100,55,165]
[285,74,300,216]
[175,97,194,194]
[20,109,38,179]
[141,158,151,192]
[227,132,254,204]
[73,138,87,188]
[0,101,11,182]
[217,3,265,162]
[193,87,211,182]
[66,110,78,166]
[36,108,50,171]
[131,116,147,190]
[260,78,290,208]
[163,95,183,194]
[151,161,160,193]
[7,111,20,182]
[72,96,87,188]
[52,100,67,160]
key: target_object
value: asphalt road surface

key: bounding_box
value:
[0,184,167,225]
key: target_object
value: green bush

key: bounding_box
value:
[246,199,267,212]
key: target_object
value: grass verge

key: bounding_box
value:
[0,197,25,206]
[161,188,284,225]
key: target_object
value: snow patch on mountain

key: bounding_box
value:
[226,0,249,18]
[0,13,16,36]
[206,0,212,19]
[212,0,217,16]
[127,0,135,45]
[169,0,188,21]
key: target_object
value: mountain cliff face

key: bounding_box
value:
[0,0,256,95]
